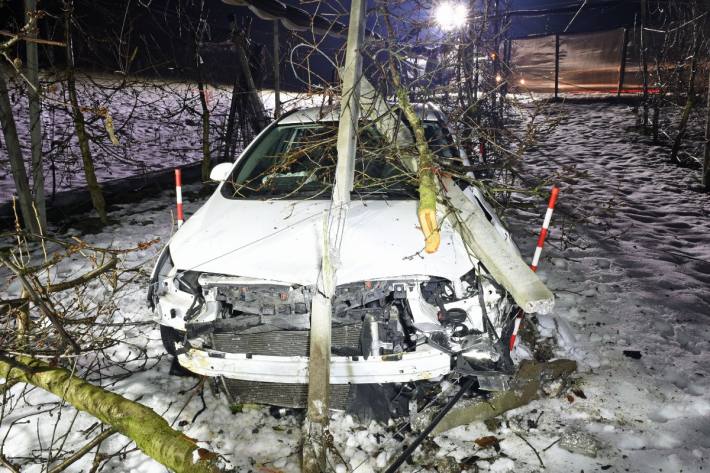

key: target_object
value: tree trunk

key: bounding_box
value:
[272,20,281,120]
[25,0,46,232]
[233,31,268,135]
[196,72,211,182]
[640,0,649,127]
[64,0,107,224]
[703,72,710,191]
[0,65,40,233]
[193,1,211,182]
[0,355,222,473]
[669,27,701,164]
[222,76,240,162]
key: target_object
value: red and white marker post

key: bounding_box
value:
[509,186,560,350]
[175,168,184,228]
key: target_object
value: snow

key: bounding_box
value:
[1,100,709,472]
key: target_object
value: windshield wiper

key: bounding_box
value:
[352,188,415,199]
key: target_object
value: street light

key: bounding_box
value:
[433,2,468,31]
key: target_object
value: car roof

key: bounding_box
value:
[277,102,445,125]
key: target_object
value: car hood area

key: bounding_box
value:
[169,192,479,286]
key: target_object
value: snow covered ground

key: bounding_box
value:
[1,101,709,473]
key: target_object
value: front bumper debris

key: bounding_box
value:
[177,345,452,384]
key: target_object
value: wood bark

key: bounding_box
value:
[0,355,222,473]
[25,0,46,231]
[0,64,40,233]
[64,0,107,224]
[412,359,577,435]
[383,9,440,254]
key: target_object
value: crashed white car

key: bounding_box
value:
[148,104,536,418]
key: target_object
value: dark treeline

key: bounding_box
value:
[0,0,342,89]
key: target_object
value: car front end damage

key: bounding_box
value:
[146,105,554,420]
[149,248,517,417]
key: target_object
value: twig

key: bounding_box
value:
[0,30,66,47]
[0,454,20,473]
[0,256,80,354]
[542,437,561,452]
[48,427,117,473]
[514,431,544,468]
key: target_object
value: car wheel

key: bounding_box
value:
[160,325,185,356]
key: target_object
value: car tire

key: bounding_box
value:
[160,325,185,356]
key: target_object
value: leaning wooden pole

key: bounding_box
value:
[0,355,222,473]
[302,1,365,471]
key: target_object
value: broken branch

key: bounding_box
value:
[0,355,223,473]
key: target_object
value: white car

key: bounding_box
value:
[148,104,521,418]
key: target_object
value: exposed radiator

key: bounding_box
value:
[211,322,362,356]
[224,379,351,409]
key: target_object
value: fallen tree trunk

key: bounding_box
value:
[0,355,222,473]
[412,359,577,435]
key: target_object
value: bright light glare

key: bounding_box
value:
[434,2,468,31]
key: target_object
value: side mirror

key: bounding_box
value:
[209,162,233,182]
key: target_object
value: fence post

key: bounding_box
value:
[175,169,184,228]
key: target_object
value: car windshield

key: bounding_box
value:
[221,121,455,200]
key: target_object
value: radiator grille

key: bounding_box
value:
[212,323,362,356]
[224,379,351,409]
